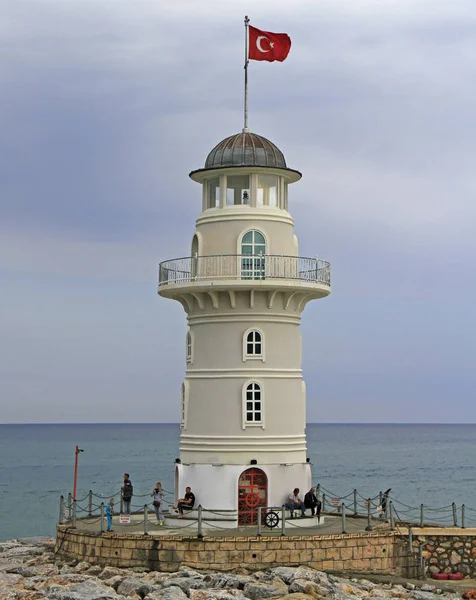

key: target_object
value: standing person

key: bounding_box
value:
[285,488,306,518]
[105,498,114,532]
[121,473,133,514]
[381,488,391,519]
[176,486,195,519]
[151,481,165,526]
[304,487,319,516]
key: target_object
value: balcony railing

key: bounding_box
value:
[158,254,330,288]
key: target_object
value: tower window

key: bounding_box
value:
[226,175,250,205]
[186,331,193,364]
[243,382,264,427]
[243,329,264,361]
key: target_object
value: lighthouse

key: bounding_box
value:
[158,130,330,526]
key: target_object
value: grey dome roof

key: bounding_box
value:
[205,132,287,169]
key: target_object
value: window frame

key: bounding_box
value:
[243,327,265,362]
[242,381,265,429]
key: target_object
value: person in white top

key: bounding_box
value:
[285,487,306,518]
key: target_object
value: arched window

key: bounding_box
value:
[186,331,193,364]
[243,382,264,428]
[243,328,264,361]
[241,230,266,280]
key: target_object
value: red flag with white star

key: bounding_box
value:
[248,25,291,62]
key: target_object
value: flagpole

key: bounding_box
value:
[243,15,250,132]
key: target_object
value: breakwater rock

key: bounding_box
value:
[0,538,468,600]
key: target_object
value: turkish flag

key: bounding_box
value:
[248,25,291,62]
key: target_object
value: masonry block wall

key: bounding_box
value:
[410,529,476,578]
[56,526,398,574]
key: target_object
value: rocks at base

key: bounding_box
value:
[2,537,476,600]
[243,576,288,599]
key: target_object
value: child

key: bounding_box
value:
[151,481,165,526]
[105,498,114,532]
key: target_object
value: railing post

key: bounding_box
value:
[408,526,413,553]
[389,501,395,530]
[67,492,72,514]
[100,502,105,533]
[120,494,123,515]
[197,505,203,538]
[322,493,326,513]
[341,503,346,533]
[88,490,93,517]
[418,544,424,578]
[59,495,65,524]
[462,504,466,529]
[72,500,77,528]
[353,489,358,516]
[257,507,262,537]
[316,484,320,498]
[452,502,457,526]
[144,505,149,535]
[420,504,424,527]
[281,506,286,536]
[365,498,372,531]
[379,491,383,507]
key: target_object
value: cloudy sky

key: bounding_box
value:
[1,0,475,423]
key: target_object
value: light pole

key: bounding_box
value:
[73,446,84,501]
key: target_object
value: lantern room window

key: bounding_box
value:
[226,175,250,205]
[257,174,278,207]
[207,177,220,208]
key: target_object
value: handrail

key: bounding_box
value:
[158,254,331,287]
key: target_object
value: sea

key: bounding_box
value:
[1,423,476,543]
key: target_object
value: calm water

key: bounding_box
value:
[1,423,475,542]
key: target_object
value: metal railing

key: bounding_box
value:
[158,254,331,288]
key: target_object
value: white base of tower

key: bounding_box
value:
[174,462,312,528]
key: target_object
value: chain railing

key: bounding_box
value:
[158,254,331,287]
[59,485,476,541]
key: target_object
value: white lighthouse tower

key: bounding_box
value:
[158,130,330,526]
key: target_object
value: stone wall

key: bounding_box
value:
[56,525,397,574]
[411,528,476,578]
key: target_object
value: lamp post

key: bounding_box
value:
[73,446,84,501]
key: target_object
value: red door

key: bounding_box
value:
[238,468,267,525]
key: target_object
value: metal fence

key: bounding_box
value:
[158,255,331,287]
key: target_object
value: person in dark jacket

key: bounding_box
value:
[177,487,195,518]
[121,473,133,514]
[304,487,321,521]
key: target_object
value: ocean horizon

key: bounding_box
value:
[2,422,475,542]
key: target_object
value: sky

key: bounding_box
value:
[1,0,475,423]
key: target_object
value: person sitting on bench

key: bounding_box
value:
[177,486,195,518]
[285,488,306,518]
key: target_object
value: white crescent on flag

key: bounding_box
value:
[256,36,270,53]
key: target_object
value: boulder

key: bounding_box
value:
[117,577,159,597]
[144,587,188,600]
[270,568,297,585]
[190,590,247,600]
[85,567,102,577]
[462,591,476,600]
[99,568,125,581]
[103,576,125,591]
[288,580,330,597]
[163,577,206,593]
[243,577,288,600]
[46,580,123,599]
[212,574,255,590]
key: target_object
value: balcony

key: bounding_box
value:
[158,254,331,291]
